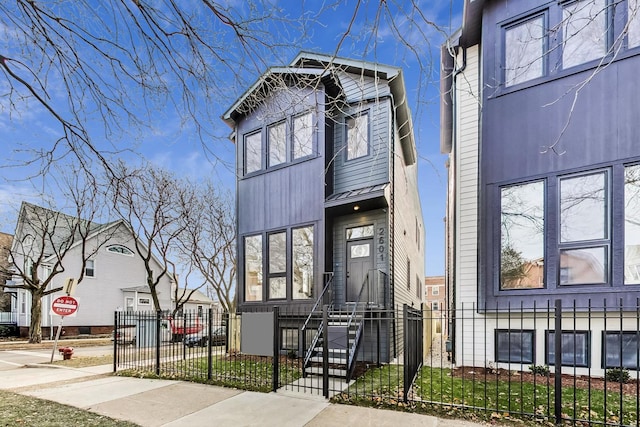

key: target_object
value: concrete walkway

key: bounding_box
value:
[4,363,487,427]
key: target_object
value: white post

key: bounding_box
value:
[50,316,65,363]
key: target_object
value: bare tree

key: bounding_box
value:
[109,162,199,311]
[179,181,236,313]
[0,168,116,342]
[1,1,449,180]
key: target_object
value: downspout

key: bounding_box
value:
[444,43,466,365]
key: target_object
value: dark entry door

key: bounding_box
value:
[346,239,374,302]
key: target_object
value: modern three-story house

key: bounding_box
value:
[224,52,424,374]
[442,0,640,375]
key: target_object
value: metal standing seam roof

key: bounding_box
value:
[325,183,388,202]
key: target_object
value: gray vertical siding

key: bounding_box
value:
[332,94,391,195]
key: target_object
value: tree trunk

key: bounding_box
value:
[29,290,43,343]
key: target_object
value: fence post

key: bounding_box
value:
[156,310,161,376]
[273,306,280,393]
[322,304,329,398]
[403,304,409,403]
[207,307,213,381]
[113,311,118,373]
[554,299,562,425]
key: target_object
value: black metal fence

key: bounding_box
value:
[114,300,640,426]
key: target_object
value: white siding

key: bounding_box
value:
[454,45,482,364]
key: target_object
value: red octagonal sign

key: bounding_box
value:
[51,296,78,316]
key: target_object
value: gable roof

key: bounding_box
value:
[222,51,417,165]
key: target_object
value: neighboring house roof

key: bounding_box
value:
[175,288,216,305]
[222,51,417,165]
[121,286,154,293]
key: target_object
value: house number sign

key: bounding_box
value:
[378,227,385,261]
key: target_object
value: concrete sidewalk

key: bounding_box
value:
[5,363,486,427]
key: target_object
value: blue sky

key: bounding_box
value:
[0,0,463,276]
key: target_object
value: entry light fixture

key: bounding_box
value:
[353,205,360,211]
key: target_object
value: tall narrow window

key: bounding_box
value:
[244,235,263,302]
[562,0,608,69]
[504,15,545,86]
[625,165,640,284]
[244,131,262,174]
[500,180,545,289]
[292,226,313,299]
[268,122,286,167]
[293,112,313,159]
[629,0,640,48]
[346,113,369,160]
[85,259,95,278]
[407,259,411,290]
[268,232,286,299]
[559,172,608,285]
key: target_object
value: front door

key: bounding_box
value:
[346,239,374,302]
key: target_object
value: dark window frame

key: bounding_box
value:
[545,330,590,367]
[243,129,263,175]
[267,120,287,168]
[243,233,264,303]
[267,230,287,300]
[602,330,640,369]
[502,11,549,87]
[495,329,536,364]
[292,110,315,161]
[344,110,371,162]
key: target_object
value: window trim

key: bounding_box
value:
[85,259,96,278]
[602,330,640,369]
[244,130,263,175]
[545,330,591,368]
[267,231,287,300]
[106,245,134,256]
[243,234,263,303]
[502,11,548,87]
[495,329,536,364]
[292,111,315,161]
[345,111,370,162]
[560,0,611,71]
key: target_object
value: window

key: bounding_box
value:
[268,232,286,299]
[432,301,440,311]
[20,291,26,314]
[138,297,150,305]
[244,235,263,302]
[559,172,608,285]
[546,330,590,367]
[197,305,203,318]
[293,112,313,159]
[629,0,640,48]
[625,164,640,284]
[244,131,262,174]
[85,259,95,278]
[350,243,370,258]
[107,245,133,256]
[268,121,286,167]
[562,0,608,69]
[346,112,369,160]
[432,286,440,296]
[495,330,535,364]
[500,180,545,289]
[281,328,299,351]
[603,331,640,369]
[504,14,545,86]
[416,218,421,252]
[346,225,374,239]
[292,226,314,299]
[416,275,421,298]
[407,259,411,291]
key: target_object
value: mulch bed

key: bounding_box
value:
[451,366,640,395]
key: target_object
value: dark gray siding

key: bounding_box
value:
[332,96,391,195]
[236,86,326,307]
[479,0,640,307]
[332,210,388,306]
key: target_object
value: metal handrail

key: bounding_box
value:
[302,273,334,367]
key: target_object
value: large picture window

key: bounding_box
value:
[268,232,286,299]
[244,235,263,302]
[504,15,545,86]
[346,112,369,160]
[625,164,640,284]
[292,226,314,299]
[245,132,262,174]
[559,172,608,285]
[293,112,313,159]
[500,180,545,289]
[562,0,607,69]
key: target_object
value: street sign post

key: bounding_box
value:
[50,296,79,362]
